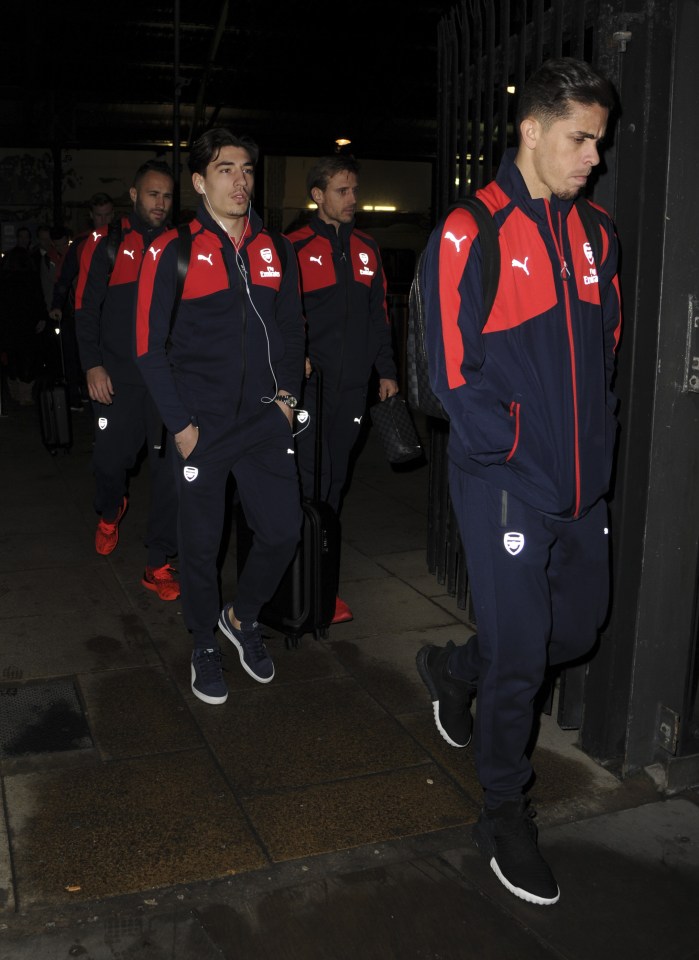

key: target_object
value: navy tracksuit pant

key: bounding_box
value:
[296,374,366,513]
[175,403,302,649]
[92,381,178,567]
[448,465,610,808]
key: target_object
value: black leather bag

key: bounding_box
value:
[370,394,423,464]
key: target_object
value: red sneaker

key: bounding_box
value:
[331,596,353,624]
[142,563,180,601]
[95,497,128,555]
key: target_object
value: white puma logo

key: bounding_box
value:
[198,253,214,265]
[92,231,100,242]
[445,231,468,252]
[309,255,322,266]
[354,417,362,424]
[148,247,161,260]
[512,257,529,275]
[123,249,135,260]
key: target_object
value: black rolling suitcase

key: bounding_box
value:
[38,325,72,454]
[39,381,72,453]
[236,369,340,647]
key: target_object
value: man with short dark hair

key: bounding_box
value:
[135,128,304,705]
[286,156,399,624]
[75,160,179,601]
[86,192,115,230]
[51,194,115,316]
[416,57,621,906]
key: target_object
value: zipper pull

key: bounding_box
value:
[560,258,570,279]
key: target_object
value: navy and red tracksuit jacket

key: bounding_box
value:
[134,203,304,436]
[285,215,397,391]
[422,148,622,520]
[51,230,88,314]
[75,213,169,384]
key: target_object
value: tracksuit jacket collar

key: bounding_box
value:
[195,200,263,246]
[310,214,354,247]
[129,210,168,245]
[497,147,574,225]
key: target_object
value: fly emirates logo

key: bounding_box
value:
[358,251,374,277]
[582,241,599,285]
[258,247,280,278]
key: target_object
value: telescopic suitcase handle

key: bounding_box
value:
[311,364,323,503]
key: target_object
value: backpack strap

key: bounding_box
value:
[168,224,192,336]
[406,197,499,420]
[267,229,288,272]
[105,218,123,277]
[573,197,603,268]
[449,195,500,326]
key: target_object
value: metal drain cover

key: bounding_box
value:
[0,678,93,757]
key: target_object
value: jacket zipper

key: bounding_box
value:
[545,204,581,517]
[333,231,349,393]
[221,241,246,417]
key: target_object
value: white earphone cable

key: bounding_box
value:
[200,190,278,402]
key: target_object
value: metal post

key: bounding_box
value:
[173,0,181,222]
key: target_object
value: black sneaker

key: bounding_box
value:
[415,641,476,747]
[472,799,560,905]
[218,604,274,683]
[191,648,228,705]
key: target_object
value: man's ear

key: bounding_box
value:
[311,188,323,206]
[129,186,137,205]
[519,116,541,150]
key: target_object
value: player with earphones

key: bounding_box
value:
[135,127,305,705]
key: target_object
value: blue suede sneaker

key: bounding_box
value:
[191,648,228,705]
[218,604,275,683]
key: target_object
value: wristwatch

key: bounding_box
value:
[275,393,298,409]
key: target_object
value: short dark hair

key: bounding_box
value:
[306,156,361,197]
[132,159,174,189]
[516,57,616,132]
[188,128,259,176]
[89,192,113,209]
[16,226,31,239]
[50,225,69,241]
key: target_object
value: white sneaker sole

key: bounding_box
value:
[490,857,560,906]
[190,663,228,704]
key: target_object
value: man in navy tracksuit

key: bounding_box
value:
[51,192,115,409]
[136,128,304,705]
[286,156,398,623]
[75,162,179,602]
[416,59,621,905]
